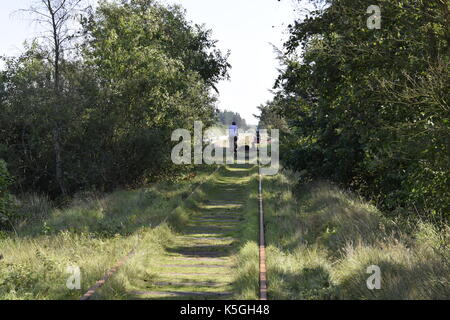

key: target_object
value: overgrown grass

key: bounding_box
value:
[230,166,259,300]
[94,164,260,300]
[0,168,216,300]
[4,164,445,300]
[263,171,450,300]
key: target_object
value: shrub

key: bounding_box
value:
[0,160,14,230]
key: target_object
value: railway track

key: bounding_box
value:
[80,161,268,300]
[258,162,268,300]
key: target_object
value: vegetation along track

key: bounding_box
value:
[82,164,267,300]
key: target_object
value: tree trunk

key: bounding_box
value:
[53,127,67,196]
[49,0,66,196]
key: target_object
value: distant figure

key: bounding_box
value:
[245,145,250,161]
[229,121,238,155]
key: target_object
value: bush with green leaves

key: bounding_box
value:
[260,0,450,223]
[0,0,230,197]
[0,160,14,229]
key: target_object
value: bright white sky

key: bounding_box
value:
[0,0,303,125]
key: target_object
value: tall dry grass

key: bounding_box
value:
[263,172,449,300]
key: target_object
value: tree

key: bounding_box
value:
[216,110,248,130]
[1,0,230,196]
[23,0,87,196]
[80,0,230,186]
[270,0,449,221]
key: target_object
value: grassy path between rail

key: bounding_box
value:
[92,164,261,300]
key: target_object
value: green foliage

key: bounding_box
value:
[263,0,450,222]
[0,160,14,230]
[0,0,230,197]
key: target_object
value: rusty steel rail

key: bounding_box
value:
[80,250,136,300]
[258,148,268,300]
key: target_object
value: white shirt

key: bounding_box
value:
[229,125,238,137]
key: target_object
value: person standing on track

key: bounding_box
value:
[229,121,238,157]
